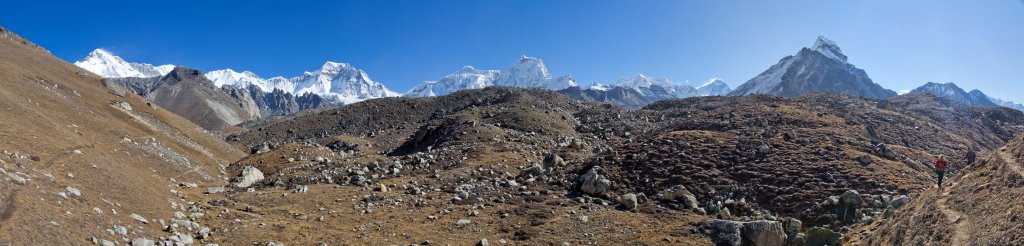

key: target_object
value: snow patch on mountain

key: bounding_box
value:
[74,49,174,78]
[731,55,798,96]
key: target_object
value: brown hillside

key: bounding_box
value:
[0,26,244,244]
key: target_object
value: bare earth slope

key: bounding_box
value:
[0,26,245,244]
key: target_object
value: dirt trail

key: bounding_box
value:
[936,178,970,246]
[1000,147,1023,177]
[934,148,1020,246]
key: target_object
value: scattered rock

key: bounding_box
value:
[206,187,225,194]
[661,185,699,209]
[619,193,638,211]
[542,153,565,170]
[66,186,81,197]
[805,227,843,246]
[456,219,472,226]
[130,213,149,224]
[890,195,909,209]
[131,238,155,246]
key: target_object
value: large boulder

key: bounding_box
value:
[784,218,805,246]
[708,220,787,246]
[805,227,843,246]
[708,220,743,246]
[837,190,862,224]
[740,220,787,246]
[890,195,910,209]
[232,166,265,188]
[579,166,610,195]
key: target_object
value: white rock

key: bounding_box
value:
[130,213,149,224]
[232,166,264,188]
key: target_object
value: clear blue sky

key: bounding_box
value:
[4,1,1024,101]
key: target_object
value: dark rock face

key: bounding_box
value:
[240,85,328,117]
[558,86,654,109]
[102,77,161,97]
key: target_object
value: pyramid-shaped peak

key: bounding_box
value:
[810,35,847,62]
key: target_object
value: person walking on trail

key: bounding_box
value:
[965,144,977,166]
[935,154,948,189]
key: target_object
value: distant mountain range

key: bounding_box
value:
[910,82,1024,111]
[75,35,1023,119]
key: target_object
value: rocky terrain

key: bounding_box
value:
[5,23,1024,245]
[200,85,1022,244]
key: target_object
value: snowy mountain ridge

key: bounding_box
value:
[76,49,396,104]
[74,49,175,78]
[406,56,576,97]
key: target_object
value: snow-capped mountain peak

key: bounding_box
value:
[74,49,174,78]
[910,82,996,107]
[728,36,895,99]
[495,55,576,90]
[696,78,732,96]
[292,61,398,103]
[614,74,676,89]
[810,35,847,62]
[405,66,499,97]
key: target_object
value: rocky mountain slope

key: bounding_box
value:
[0,26,245,245]
[104,67,261,131]
[729,36,897,99]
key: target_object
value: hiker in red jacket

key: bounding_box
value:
[935,154,948,189]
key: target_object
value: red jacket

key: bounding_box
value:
[935,159,948,171]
